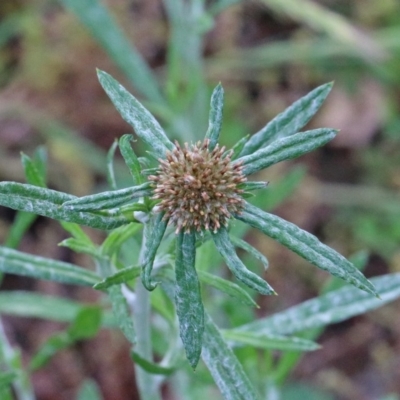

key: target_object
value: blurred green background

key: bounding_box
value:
[1,0,400,399]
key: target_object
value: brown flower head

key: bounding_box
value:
[149,139,246,233]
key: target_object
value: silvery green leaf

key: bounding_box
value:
[212,227,275,295]
[175,232,204,369]
[237,128,338,176]
[222,330,320,351]
[237,202,377,297]
[0,246,100,286]
[0,182,129,230]
[198,270,258,307]
[97,70,174,158]
[205,83,224,150]
[240,82,333,157]
[119,134,143,185]
[237,273,400,336]
[107,285,136,344]
[141,212,168,290]
[62,182,152,212]
[202,312,262,400]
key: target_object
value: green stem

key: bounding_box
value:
[0,321,35,400]
[132,224,162,400]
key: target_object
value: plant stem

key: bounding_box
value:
[132,224,162,400]
[0,320,35,400]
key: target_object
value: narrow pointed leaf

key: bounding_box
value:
[222,330,320,351]
[0,182,129,230]
[230,236,269,270]
[175,232,204,369]
[119,134,143,185]
[21,152,46,187]
[205,83,224,150]
[198,270,258,307]
[212,227,275,295]
[131,351,176,375]
[106,140,118,190]
[107,285,136,344]
[237,128,338,176]
[94,266,141,290]
[240,82,333,156]
[62,182,152,212]
[239,181,269,192]
[101,223,142,257]
[202,312,262,400]
[237,273,400,336]
[141,212,168,290]
[97,70,174,158]
[237,202,377,296]
[4,211,36,249]
[229,134,250,160]
[0,246,100,286]
[59,0,164,103]
[59,238,99,258]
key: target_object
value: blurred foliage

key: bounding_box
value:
[1,0,400,399]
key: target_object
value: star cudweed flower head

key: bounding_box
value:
[149,139,246,234]
[95,70,378,369]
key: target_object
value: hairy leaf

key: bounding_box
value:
[240,82,333,156]
[212,227,275,295]
[0,182,129,230]
[237,273,400,336]
[62,182,152,212]
[202,313,262,400]
[237,128,338,176]
[0,246,100,286]
[97,70,174,158]
[175,232,204,369]
[237,202,377,296]
[205,83,224,150]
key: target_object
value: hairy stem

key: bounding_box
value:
[132,224,162,400]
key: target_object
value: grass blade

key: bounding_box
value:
[59,0,164,103]
[237,202,377,296]
[175,232,204,369]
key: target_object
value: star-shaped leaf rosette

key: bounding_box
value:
[0,70,377,371]
[89,71,377,368]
